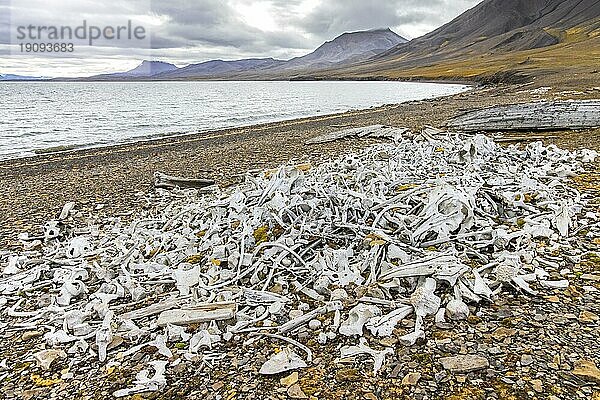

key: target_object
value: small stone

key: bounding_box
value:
[212,381,224,391]
[390,364,403,379]
[520,354,534,367]
[446,299,470,321]
[364,393,378,400]
[402,372,421,386]
[317,332,328,344]
[271,283,284,294]
[573,360,600,383]
[308,319,322,330]
[379,337,397,347]
[439,355,489,373]
[335,368,361,382]
[21,331,42,341]
[533,313,546,321]
[547,296,560,303]
[107,335,124,350]
[287,383,308,399]
[492,327,517,340]
[330,288,348,301]
[579,310,599,323]
[531,379,543,392]
[435,370,448,382]
[280,372,299,387]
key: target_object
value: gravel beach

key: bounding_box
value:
[3,82,600,249]
[1,80,600,400]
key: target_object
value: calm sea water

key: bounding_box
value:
[0,81,469,160]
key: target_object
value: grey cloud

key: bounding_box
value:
[148,0,311,53]
[152,0,232,27]
[290,0,480,40]
[0,0,482,76]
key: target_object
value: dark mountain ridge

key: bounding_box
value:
[375,0,600,65]
[312,0,600,83]
[92,60,178,80]
[86,28,407,80]
[283,28,406,69]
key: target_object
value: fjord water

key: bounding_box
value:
[0,81,469,160]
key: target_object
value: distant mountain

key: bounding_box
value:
[124,60,178,76]
[0,74,44,81]
[156,58,285,79]
[83,28,406,80]
[322,0,600,82]
[283,28,407,70]
[89,60,179,80]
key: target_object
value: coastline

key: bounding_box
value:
[1,82,599,247]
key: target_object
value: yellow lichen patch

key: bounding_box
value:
[435,147,445,153]
[105,365,117,376]
[488,379,532,400]
[146,248,159,258]
[299,367,327,396]
[195,230,207,238]
[225,389,237,400]
[31,374,62,386]
[395,183,418,192]
[432,330,456,340]
[523,193,536,203]
[295,162,312,172]
[184,254,203,264]
[447,386,486,400]
[210,258,221,266]
[253,226,270,245]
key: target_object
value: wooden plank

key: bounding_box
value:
[446,100,600,132]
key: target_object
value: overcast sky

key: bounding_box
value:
[0,0,480,77]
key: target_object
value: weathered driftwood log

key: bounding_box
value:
[154,172,215,190]
[446,100,600,132]
[306,125,409,144]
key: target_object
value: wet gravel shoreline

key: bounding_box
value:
[1,84,533,248]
